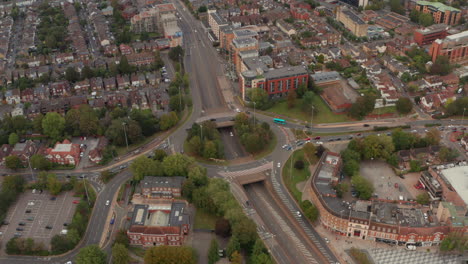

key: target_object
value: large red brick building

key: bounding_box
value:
[413,24,448,46]
[429,30,468,64]
[415,1,461,25]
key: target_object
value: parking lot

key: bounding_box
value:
[360,161,415,201]
[0,190,79,249]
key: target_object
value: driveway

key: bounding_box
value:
[72,137,99,169]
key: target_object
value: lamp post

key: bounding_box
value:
[310,105,315,134]
[461,107,466,130]
[253,102,257,128]
[200,124,203,140]
[289,142,295,180]
[26,156,34,182]
[122,122,129,150]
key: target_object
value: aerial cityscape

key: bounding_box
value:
[0,0,467,263]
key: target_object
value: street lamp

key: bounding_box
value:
[289,142,295,180]
[26,156,34,182]
[310,105,315,134]
[122,122,129,150]
[253,102,257,128]
[200,124,203,140]
[461,107,466,130]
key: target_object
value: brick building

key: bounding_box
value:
[415,1,461,25]
[138,176,185,199]
[45,139,81,165]
[208,10,228,40]
[429,30,468,64]
[414,24,448,46]
[335,6,368,37]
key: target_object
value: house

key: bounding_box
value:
[11,104,24,117]
[117,75,131,89]
[126,52,155,66]
[146,72,158,85]
[137,176,185,199]
[50,81,71,97]
[5,89,20,104]
[21,88,34,103]
[103,77,116,90]
[88,137,108,164]
[74,79,91,95]
[45,139,81,166]
[0,144,12,165]
[119,44,133,55]
[10,140,37,164]
[90,77,103,91]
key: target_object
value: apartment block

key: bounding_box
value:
[415,1,461,25]
[429,30,468,64]
[335,7,368,37]
[414,24,449,46]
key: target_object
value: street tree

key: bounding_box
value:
[32,114,44,133]
[416,193,430,205]
[161,153,194,177]
[159,112,179,131]
[30,154,51,171]
[287,90,297,108]
[8,133,19,145]
[230,251,242,264]
[438,147,459,162]
[215,218,231,238]
[112,243,129,264]
[42,112,65,142]
[188,166,208,187]
[47,174,62,195]
[395,97,413,114]
[65,67,80,83]
[425,128,441,145]
[303,142,317,164]
[5,155,22,170]
[226,235,241,260]
[247,88,269,109]
[130,156,163,181]
[301,200,319,222]
[153,149,168,161]
[144,245,196,264]
[114,229,130,248]
[76,245,107,264]
[362,135,394,160]
[202,140,218,159]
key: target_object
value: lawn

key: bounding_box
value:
[282,149,313,202]
[370,106,396,115]
[194,208,219,230]
[267,97,351,124]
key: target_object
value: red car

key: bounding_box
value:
[72,200,80,204]
[304,137,311,141]
[394,183,399,188]
[314,136,321,140]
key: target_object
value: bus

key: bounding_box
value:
[273,118,286,125]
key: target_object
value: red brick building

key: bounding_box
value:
[127,226,186,246]
[415,1,461,25]
[255,66,309,98]
[414,24,448,46]
[429,30,468,64]
[45,139,81,166]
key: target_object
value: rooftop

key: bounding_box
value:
[417,1,460,12]
[440,166,468,206]
[311,71,341,84]
[264,65,308,79]
[342,10,365,25]
[53,143,72,152]
[141,176,185,189]
[445,30,468,41]
[233,29,258,38]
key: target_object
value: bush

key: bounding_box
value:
[294,160,305,170]
[349,247,371,264]
[215,218,231,238]
[300,200,319,222]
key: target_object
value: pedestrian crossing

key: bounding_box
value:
[271,170,335,264]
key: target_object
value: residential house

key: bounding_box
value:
[10,140,37,164]
[5,89,20,104]
[50,81,71,97]
[104,77,116,90]
[88,137,109,164]
[74,79,91,95]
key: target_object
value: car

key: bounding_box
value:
[336,137,341,140]
[277,162,281,168]
[363,124,370,127]
[296,141,304,147]
[316,141,323,145]
[394,183,399,188]
[63,223,69,226]
[27,217,34,221]
[411,130,418,133]
[324,237,330,243]
[282,144,288,149]
[304,137,311,141]
[348,136,353,139]
[66,261,73,264]
[235,108,241,113]
[14,232,22,237]
[286,146,292,151]
[50,196,56,201]
[72,200,80,204]
[230,132,233,137]
[18,222,26,226]
[45,226,52,229]
[25,210,31,213]
[313,136,321,140]
[16,228,24,231]
[356,133,362,137]
[328,138,334,142]
[296,211,302,217]
[1,221,9,225]
[106,200,110,206]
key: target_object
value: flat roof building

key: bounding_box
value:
[415,1,461,25]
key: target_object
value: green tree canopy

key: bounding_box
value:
[30,154,52,171]
[351,175,374,200]
[8,133,19,145]
[144,245,196,264]
[112,243,130,264]
[5,155,22,170]
[419,13,434,26]
[395,97,413,114]
[76,245,107,264]
[42,112,65,141]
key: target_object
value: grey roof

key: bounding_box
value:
[343,10,365,25]
[243,56,270,71]
[141,176,185,189]
[311,71,341,83]
[233,29,258,38]
[232,37,257,47]
[211,12,228,26]
[168,202,190,226]
[131,204,149,226]
[264,66,308,80]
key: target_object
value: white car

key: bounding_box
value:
[277,162,281,168]
[296,211,302,217]
[315,141,323,145]
[324,237,329,243]
[235,108,241,113]
[230,132,233,137]
[282,144,288,149]
[105,200,110,206]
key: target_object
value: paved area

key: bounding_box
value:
[399,172,427,199]
[360,161,414,201]
[369,248,464,264]
[0,191,78,251]
[72,137,99,169]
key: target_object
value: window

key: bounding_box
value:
[270,82,275,93]
[294,78,298,89]
[303,77,307,83]
[286,79,290,90]
[278,81,283,91]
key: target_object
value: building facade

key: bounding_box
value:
[414,24,448,46]
[415,1,461,25]
[44,139,80,165]
[335,7,368,37]
[429,30,468,64]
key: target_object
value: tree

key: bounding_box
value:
[118,56,132,75]
[47,174,62,195]
[112,243,129,264]
[247,88,269,109]
[349,95,375,119]
[419,13,434,26]
[351,175,374,200]
[144,245,196,264]
[440,233,468,253]
[230,251,242,264]
[5,155,22,170]
[114,229,130,248]
[362,135,395,160]
[42,112,65,141]
[203,140,218,159]
[301,200,319,222]
[438,147,459,162]
[153,149,168,161]
[431,56,452,76]
[232,217,257,249]
[416,192,430,205]
[32,114,44,133]
[226,236,241,260]
[395,97,413,114]
[294,160,305,170]
[287,90,297,108]
[334,182,349,198]
[301,91,315,112]
[197,5,207,12]
[169,46,184,62]
[130,156,162,181]
[162,154,193,176]
[169,94,185,112]
[215,218,231,238]
[343,159,360,176]
[81,66,94,79]
[188,135,203,155]
[302,142,316,164]
[65,67,80,83]
[8,133,19,145]
[159,112,179,131]
[389,0,405,15]
[425,128,441,145]
[76,245,107,264]
[409,9,420,22]
[30,154,51,170]
[401,72,412,83]
[78,105,100,136]
[208,238,220,264]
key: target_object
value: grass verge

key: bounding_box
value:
[282,149,312,201]
[194,208,219,230]
[267,97,351,124]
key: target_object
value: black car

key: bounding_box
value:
[363,124,370,127]
[50,196,56,201]
[45,226,52,229]
[63,223,69,226]
[18,222,26,226]
[25,210,31,213]
[16,228,24,231]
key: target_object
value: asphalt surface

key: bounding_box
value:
[218,127,247,160]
